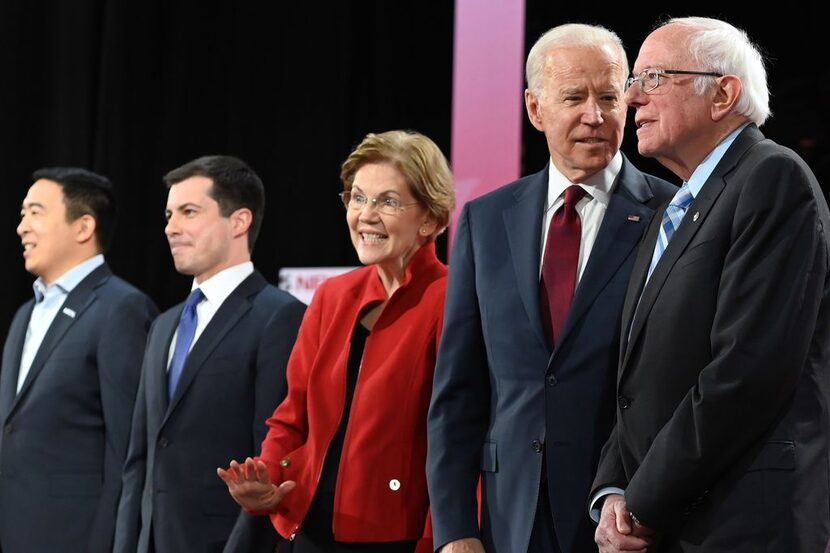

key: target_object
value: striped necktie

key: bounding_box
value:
[645,183,694,282]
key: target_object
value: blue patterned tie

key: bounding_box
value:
[168,288,204,401]
[645,183,694,282]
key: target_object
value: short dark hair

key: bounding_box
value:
[31,166,117,253]
[163,155,265,253]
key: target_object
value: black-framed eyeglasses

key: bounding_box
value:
[339,190,419,215]
[625,68,723,94]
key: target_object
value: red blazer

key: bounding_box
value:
[259,243,446,546]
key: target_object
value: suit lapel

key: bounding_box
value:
[503,168,549,350]
[150,311,178,415]
[8,265,110,415]
[0,304,34,418]
[558,158,657,345]
[621,125,765,372]
[164,272,267,418]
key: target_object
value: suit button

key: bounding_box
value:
[531,440,543,453]
[4,425,12,434]
[618,396,631,409]
[158,437,169,447]
[280,457,291,468]
[546,374,558,387]
[389,479,401,491]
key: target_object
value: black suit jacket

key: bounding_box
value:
[427,156,675,553]
[0,263,157,553]
[593,125,830,552]
[114,270,305,553]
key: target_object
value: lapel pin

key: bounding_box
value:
[627,215,641,222]
[693,212,700,222]
[62,307,76,318]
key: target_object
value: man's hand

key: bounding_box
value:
[217,457,295,512]
[439,538,486,553]
[595,494,655,553]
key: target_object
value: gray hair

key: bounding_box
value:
[526,23,629,96]
[665,17,770,125]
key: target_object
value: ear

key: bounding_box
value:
[73,214,97,245]
[525,89,545,132]
[710,75,742,122]
[418,215,440,242]
[230,207,253,239]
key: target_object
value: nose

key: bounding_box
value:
[581,98,604,126]
[164,215,178,237]
[625,83,645,107]
[17,215,28,237]
[357,199,381,221]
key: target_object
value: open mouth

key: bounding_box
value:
[361,232,388,244]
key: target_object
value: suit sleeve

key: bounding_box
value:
[625,154,828,529]
[90,291,157,553]
[426,203,491,549]
[223,296,306,553]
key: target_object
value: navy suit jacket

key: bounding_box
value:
[593,125,830,552]
[0,263,157,553]
[427,157,675,553]
[114,270,305,553]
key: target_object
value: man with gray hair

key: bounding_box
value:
[592,17,830,553]
[427,23,674,553]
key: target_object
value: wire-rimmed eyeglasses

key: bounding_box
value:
[339,190,419,215]
[625,68,723,94]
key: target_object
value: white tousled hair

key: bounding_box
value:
[525,23,628,96]
[665,17,771,125]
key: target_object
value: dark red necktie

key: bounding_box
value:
[540,185,586,349]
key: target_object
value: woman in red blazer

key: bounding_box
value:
[219,130,455,552]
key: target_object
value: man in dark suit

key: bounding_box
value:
[114,156,305,553]
[0,167,158,553]
[592,17,830,553]
[426,24,675,553]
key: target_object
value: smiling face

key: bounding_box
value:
[17,179,91,284]
[525,44,626,183]
[346,163,435,282]
[626,24,716,179]
[165,176,242,283]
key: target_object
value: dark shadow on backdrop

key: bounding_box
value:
[1,1,827,333]
[0,1,454,329]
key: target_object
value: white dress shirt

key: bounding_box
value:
[18,254,105,392]
[166,262,255,370]
[539,152,623,282]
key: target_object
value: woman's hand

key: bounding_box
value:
[217,457,295,512]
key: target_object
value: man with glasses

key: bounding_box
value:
[427,23,674,553]
[592,17,830,553]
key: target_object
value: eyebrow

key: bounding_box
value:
[21,201,46,211]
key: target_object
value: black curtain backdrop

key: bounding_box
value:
[1,2,827,333]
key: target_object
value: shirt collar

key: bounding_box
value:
[33,254,105,302]
[546,151,622,211]
[191,262,255,306]
[685,122,750,199]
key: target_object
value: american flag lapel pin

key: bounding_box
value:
[627,215,641,222]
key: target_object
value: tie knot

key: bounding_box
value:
[185,288,205,311]
[563,185,587,208]
[670,184,694,210]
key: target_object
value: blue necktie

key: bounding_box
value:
[645,183,694,282]
[168,288,204,401]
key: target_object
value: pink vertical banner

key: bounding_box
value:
[450,0,525,252]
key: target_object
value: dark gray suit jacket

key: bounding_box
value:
[0,263,157,553]
[114,270,305,553]
[427,157,675,553]
[593,125,830,552]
